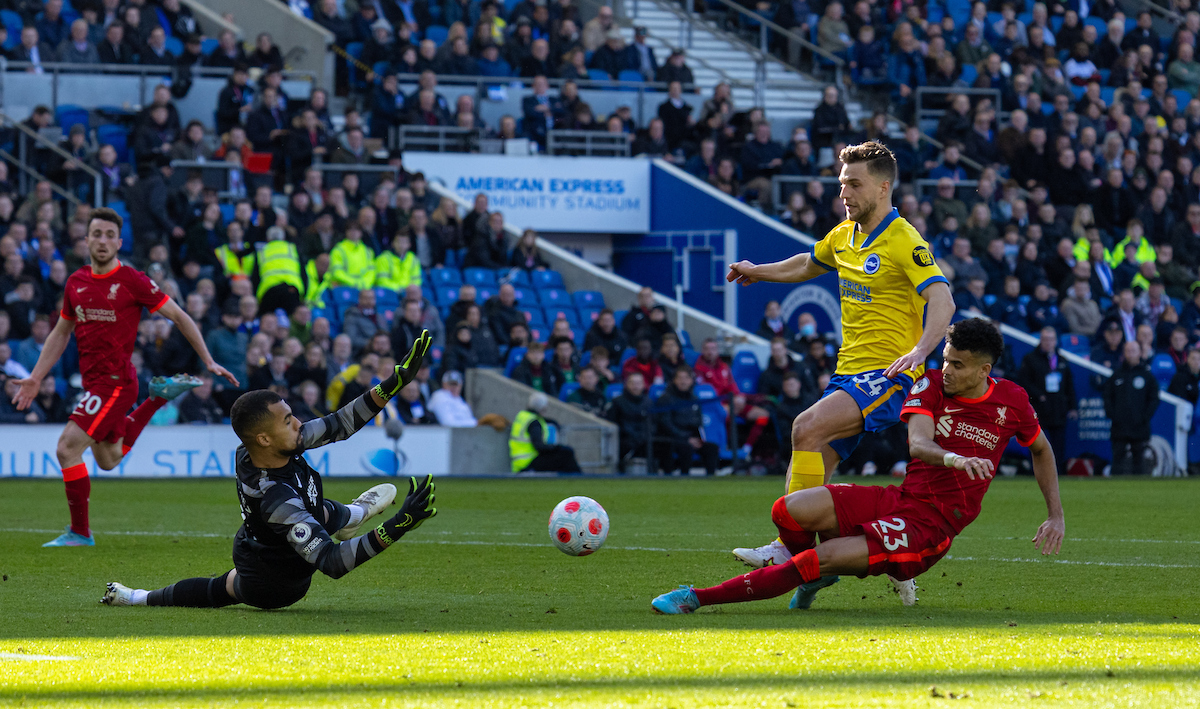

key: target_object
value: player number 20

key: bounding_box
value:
[879,517,909,552]
[75,392,104,416]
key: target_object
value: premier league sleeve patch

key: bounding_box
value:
[910,376,930,394]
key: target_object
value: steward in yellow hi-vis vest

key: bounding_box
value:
[724,143,955,573]
[254,226,305,314]
[375,232,423,291]
[330,224,376,290]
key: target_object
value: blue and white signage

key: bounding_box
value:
[404,153,650,233]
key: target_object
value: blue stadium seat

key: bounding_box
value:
[429,267,461,286]
[683,348,699,366]
[421,285,434,303]
[649,383,666,400]
[0,12,22,50]
[1050,15,1063,32]
[572,290,604,309]
[1060,333,1089,356]
[532,270,565,288]
[374,288,400,309]
[504,347,527,377]
[164,36,183,56]
[477,287,496,303]
[56,105,89,133]
[1100,86,1116,105]
[678,330,693,349]
[1150,353,1175,388]
[425,25,449,45]
[219,203,236,223]
[612,309,628,326]
[1084,16,1108,35]
[619,349,636,367]
[96,124,129,162]
[511,286,538,306]
[544,307,580,328]
[559,382,581,401]
[587,68,611,83]
[730,351,761,395]
[346,42,365,89]
[960,64,978,86]
[1171,90,1193,110]
[531,327,548,343]
[436,286,462,306]
[329,287,360,319]
[578,308,602,325]
[605,383,624,399]
[497,267,530,286]
[538,287,570,307]
[521,308,547,328]
[694,384,730,458]
[200,37,219,54]
[463,267,497,287]
[616,69,643,90]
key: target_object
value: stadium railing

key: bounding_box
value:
[770,175,842,213]
[546,130,631,157]
[390,126,481,153]
[0,109,103,206]
[651,0,846,104]
[914,86,1006,131]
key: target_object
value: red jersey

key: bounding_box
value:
[60,262,169,388]
[622,356,662,385]
[898,370,1042,534]
[693,356,739,398]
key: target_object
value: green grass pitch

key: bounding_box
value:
[1,476,1198,708]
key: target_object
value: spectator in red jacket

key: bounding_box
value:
[692,338,738,398]
[621,337,663,385]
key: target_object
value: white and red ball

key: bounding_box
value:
[548,496,609,556]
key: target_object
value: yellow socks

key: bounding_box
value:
[787,450,826,494]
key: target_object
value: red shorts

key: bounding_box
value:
[70,382,138,444]
[826,483,956,582]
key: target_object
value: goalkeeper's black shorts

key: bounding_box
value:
[231,529,313,610]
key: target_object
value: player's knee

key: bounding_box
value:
[790,413,822,451]
[771,496,804,531]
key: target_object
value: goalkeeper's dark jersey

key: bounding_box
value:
[234,392,387,580]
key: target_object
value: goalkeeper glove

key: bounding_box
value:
[374,329,433,400]
[375,475,437,546]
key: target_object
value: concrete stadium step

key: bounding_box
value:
[623,0,869,133]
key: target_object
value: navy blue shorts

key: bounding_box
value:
[821,369,915,459]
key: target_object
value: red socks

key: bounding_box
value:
[695,549,822,606]
[62,463,91,537]
[772,496,815,554]
[744,416,769,448]
[122,396,166,455]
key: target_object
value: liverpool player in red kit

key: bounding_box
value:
[652,318,1066,613]
[11,208,238,547]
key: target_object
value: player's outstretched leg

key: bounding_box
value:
[118,375,204,457]
[45,424,97,547]
[653,548,824,614]
[333,483,398,541]
[101,570,238,608]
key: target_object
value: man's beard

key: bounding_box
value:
[852,202,876,227]
[91,249,116,268]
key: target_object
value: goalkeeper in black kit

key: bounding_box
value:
[101,332,437,610]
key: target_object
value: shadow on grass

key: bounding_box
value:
[2,667,1197,702]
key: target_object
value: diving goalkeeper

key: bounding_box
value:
[101,331,437,610]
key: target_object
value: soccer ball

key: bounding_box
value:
[548,496,609,556]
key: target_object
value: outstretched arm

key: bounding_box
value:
[1028,431,1065,555]
[726,252,831,286]
[12,316,75,410]
[907,413,995,480]
[157,299,239,387]
[300,330,433,450]
[885,281,955,379]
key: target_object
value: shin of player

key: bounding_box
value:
[653,320,1066,615]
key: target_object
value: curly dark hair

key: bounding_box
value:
[945,317,1004,364]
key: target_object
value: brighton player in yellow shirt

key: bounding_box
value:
[725,142,954,607]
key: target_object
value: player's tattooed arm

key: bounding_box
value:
[1028,431,1065,555]
[906,413,994,480]
[261,483,386,578]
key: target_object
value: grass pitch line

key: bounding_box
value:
[4,527,1198,569]
[0,653,79,662]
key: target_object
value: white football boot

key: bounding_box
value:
[334,483,398,541]
[889,575,918,606]
[732,539,792,568]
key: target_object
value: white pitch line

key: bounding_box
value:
[0,653,79,662]
[5,528,1199,569]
